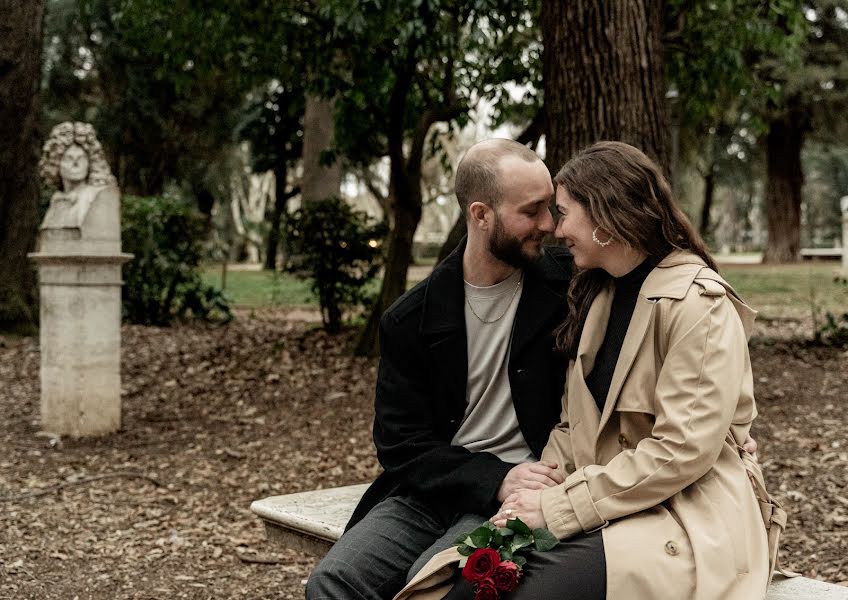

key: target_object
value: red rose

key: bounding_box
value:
[462,548,501,582]
[492,560,521,592]
[474,577,500,600]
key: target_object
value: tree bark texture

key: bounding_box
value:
[0,0,44,333]
[762,100,807,264]
[541,0,671,174]
[264,163,288,271]
[355,173,422,357]
[300,95,341,204]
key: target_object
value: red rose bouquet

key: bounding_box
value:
[453,518,558,599]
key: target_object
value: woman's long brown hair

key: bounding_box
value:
[554,141,718,358]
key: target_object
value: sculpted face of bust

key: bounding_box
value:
[60,144,89,191]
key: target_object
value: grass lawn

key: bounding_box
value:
[202,266,317,307]
[720,262,848,320]
[204,261,848,322]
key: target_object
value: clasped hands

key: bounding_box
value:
[491,461,560,530]
[491,436,759,530]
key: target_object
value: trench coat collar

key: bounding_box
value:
[576,250,755,439]
[419,236,571,351]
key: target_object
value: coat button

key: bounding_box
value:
[665,541,679,556]
[618,434,629,448]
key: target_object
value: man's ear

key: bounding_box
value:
[468,201,492,230]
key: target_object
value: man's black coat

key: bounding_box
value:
[347,240,573,529]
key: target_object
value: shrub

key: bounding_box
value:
[285,197,387,333]
[817,275,848,346]
[122,195,231,325]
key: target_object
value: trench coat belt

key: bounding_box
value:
[563,468,609,533]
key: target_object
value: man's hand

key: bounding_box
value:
[742,434,758,462]
[497,461,563,503]
[492,490,547,529]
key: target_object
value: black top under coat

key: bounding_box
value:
[585,257,657,413]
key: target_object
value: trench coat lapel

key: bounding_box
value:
[564,286,612,464]
[596,294,658,436]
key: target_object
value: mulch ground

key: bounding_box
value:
[1,310,846,599]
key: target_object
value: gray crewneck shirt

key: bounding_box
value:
[452,269,535,464]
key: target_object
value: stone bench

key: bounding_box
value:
[251,484,848,599]
[800,247,843,261]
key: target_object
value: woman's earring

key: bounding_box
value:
[592,226,612,247]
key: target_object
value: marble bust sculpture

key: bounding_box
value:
[38,121,118,231]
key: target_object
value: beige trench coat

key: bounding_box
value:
[394,252,771,600]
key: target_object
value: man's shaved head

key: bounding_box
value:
[454,138,541,217]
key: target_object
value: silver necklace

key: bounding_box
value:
[465,275,523,324]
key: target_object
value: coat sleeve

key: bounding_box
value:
[374,313,514,516]
[540,290,752,539]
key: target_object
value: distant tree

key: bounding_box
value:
[41,0,282,198]
[0,0,44,334]
[295,0,540,356]
[759,1,846,263]
[237,80,305,269]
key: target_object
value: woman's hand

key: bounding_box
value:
[491,489,547,529]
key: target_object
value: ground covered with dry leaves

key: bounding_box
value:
[1,311,846,599]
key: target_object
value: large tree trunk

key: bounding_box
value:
[0,0,44,334]
[541,0,671,174]
[762,101,806,264]
[301,95,341,204]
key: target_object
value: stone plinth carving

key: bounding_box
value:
[29,122,132,437]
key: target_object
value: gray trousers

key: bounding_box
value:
[305,495,605,600]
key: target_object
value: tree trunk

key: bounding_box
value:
[762,101,806,264]
[436,215,466,265]
[0,0,44,334]
[301,94,341,204]
[699,167,716,240]
[264,163,288,271]
[541,0,671,174]
[355,184,421,356]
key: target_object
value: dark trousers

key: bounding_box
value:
[305,495,606,600]
[305,496,484,600]
[443,530,606,600]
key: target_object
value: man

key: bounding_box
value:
[306,138,571,600]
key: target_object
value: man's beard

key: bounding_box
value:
[489,215,544,270]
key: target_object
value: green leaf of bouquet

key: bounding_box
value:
[469,526,494,548]
[507,518,532,535]
[532,528,559,552]
[457,544,475,556]
[453,534,472,546]
[513,555,527,568]
[512,533,533,549]
[483,521,497,531]
[491,532,503,547]
[458,557,468,568]
[499,546,514,561]
[497,527,513,537]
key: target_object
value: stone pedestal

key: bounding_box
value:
[29,185,132,437]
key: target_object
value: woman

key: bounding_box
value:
[490,141,775,599]
[395,142,781,600]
